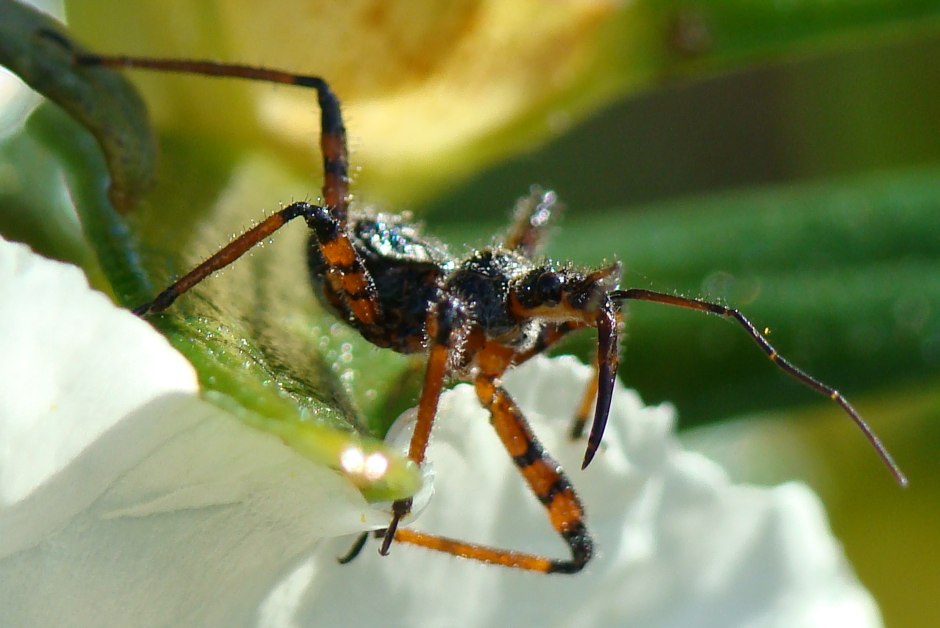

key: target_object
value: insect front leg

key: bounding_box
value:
[378,297,468,556]
[387,372,594,573]
[386,337,593,573]
[474,369,593,573]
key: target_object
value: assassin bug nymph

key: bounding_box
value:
[69,46,907,574]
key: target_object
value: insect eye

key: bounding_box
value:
[535,271,562,305]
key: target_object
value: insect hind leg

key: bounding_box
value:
[503,187,562,256]
[303,205,381,328]
[68,46,352,219]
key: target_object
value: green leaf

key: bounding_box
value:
[0,0,156,213]
[634,1,940,69]
[0,9,414,500]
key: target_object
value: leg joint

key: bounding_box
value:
[548,523,594,574]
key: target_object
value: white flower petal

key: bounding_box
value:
[0,238,391,625]
[274,356,881,628]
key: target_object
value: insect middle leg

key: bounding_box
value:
[70,50,352,218]
[377,298,467,555]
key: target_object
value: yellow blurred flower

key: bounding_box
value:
[66,1,627,203]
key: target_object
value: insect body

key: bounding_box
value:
[72,45,907,574]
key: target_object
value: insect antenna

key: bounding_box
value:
[609,288,908,487]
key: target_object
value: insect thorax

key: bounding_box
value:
[307,213,541,354]
[445,249,534,342]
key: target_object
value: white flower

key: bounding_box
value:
[0,237,389,624]
[0,238,882,627]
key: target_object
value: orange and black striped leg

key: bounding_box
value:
[611,288,908,486]
[503,187,561,256]
[69,51,351,218]
[387,371,593,573]
[476,371,592,573]
[508,314,618,457]
[134,202,324,315]
[379,299,468,556]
